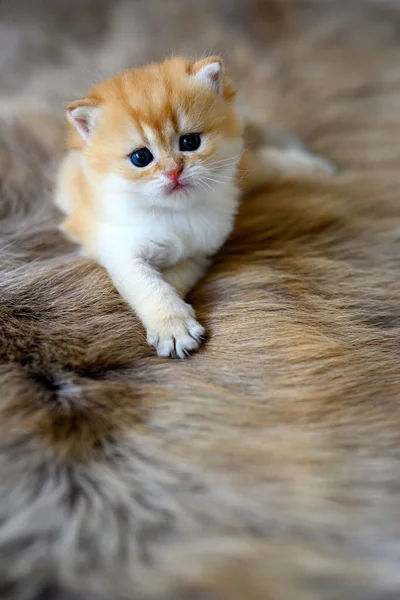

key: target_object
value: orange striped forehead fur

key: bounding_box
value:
[67,57,241,181]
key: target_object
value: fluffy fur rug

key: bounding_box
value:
[2,0,400,598]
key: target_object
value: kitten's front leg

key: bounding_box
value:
[163,255,211,298]
[102,255,204,359]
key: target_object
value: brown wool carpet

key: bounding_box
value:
[1,1,400,598]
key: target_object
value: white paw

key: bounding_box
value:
[259,147,337,179]
[306,153,337,175]
[146,306,205,359]
[285,149,337,176]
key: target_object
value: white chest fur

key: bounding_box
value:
[94,182,239,268]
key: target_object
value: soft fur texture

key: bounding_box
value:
[2,0,400,598]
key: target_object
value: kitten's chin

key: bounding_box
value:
[151,185,200,210]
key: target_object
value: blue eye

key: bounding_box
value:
[130,148,153,168]
[179,133,201,152]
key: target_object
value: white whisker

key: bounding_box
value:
[202,174,232,184]
[196,180,212,195]
[204,156,241,166]
[196,178,215,193]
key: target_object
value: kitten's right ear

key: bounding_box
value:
[66,98,99,141]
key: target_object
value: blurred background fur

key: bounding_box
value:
[1,0,400,598]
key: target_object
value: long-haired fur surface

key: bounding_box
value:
[1,0,400,598]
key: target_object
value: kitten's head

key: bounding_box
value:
[67,57,243,210]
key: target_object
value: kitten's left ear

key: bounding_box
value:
[193,57,236,100]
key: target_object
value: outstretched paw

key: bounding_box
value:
[147,307,205,359]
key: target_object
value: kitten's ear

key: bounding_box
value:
[192,57,236,100]
[66,98,99,141]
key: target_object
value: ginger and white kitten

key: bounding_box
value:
[55,56,334,359]
[56,57,244,358]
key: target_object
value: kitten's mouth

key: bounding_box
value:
[166,180,191,195]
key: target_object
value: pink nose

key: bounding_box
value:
[164,166,183,181]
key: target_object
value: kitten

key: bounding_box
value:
[55,56,333,359]
[55,56,245,358]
